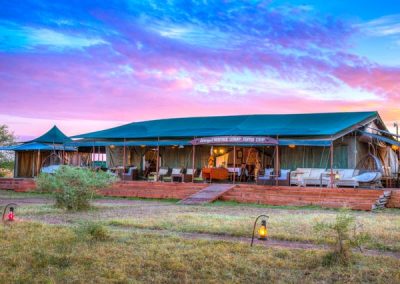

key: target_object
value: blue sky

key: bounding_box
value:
[0,0,399,139]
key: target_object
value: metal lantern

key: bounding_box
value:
[251,214,269,246]
[2,203,18,223]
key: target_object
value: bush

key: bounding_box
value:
[314,209,370,266]
[36,166,116,210]
[75,222,111,241]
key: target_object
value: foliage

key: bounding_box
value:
[0,124,16,176]
[36,166,116,210]
[314,209,371,265]
[74,222,110,241]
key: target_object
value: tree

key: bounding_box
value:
[0,124,16,177]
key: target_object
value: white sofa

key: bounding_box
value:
[291,168,360,188]
[321,169,360,188]
[290,168,312,186]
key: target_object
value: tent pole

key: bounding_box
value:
[123,138,126,171]
[233,146,236,184]
[14,152,18,178]
[32,151,35,178]
[156,137,160,181]
[192,144,195,183]
[36,150,41,175]
[275,145,279,186]
[330,141,334,189]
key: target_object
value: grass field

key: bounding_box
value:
[1,191,400,283]
[1,222,399,283]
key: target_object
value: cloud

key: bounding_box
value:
[359,14,400,36]
[0,0,400,136]
[0,22,107,51]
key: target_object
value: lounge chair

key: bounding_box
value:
[256,168,273,185]
[193,170,206,183]
[163,168,183,182]
[353,171,382,188]
[258,169,291,186]
[183,168,198,182]
[147,167,169,182]
[122,166,138,181]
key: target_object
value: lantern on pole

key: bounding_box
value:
[251,214,269,246]
[2,203,18,223]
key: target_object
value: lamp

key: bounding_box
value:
[2,203,17,223]
[288,144,296,149]
[391,144,399,151]
[251,214,269,246]
[109,145,115,149]
[219,148,225,154]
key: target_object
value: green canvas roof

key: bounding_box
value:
[73,112,378,140]
[29,126,72,144]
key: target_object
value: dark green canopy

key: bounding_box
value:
[28,126,72,144]
[73,112,378,140]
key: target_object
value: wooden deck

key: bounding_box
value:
[1,178,399,210]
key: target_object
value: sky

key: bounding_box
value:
[1,0,400,140]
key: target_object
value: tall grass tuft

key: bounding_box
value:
[314,209,370,266]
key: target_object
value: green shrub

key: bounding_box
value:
[36,166,116,210]
[75,222,110,241]
[314,209,370,266]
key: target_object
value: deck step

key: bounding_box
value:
[179,184,236,205]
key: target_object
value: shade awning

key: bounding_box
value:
[359,131,400,146]
[66,140,191,147]
[279,139,332,147]
[0,142,76,151]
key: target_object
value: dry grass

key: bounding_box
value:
[107,210,400,251]
[1,222,399,283]
[7,193,400,252]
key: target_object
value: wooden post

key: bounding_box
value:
[36,150,41,175]
[233,146,236,184]
[92,141,95,168]
[192,144,195,183]
[32,151,35,178]
[330,142,334,189]
[14,152,18,178]
[156,137,160,181]
[123,138,126,171]
[275,145,279,186]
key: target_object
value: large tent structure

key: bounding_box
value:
[71,111,399,184]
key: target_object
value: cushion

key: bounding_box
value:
[308,169,325,179]
[172,168,182,175]
[159,168,168,175]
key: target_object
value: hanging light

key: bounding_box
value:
[258,220,268,240]
[2,203,17,223]
[213,148,218,154]
[109,145,115,149]
[288,144,296,149]
[391,144,399,151]
[251,214,269,246]
[219,148,225,154]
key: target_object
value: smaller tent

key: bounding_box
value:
[0,126,76,178]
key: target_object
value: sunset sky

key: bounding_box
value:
[1,0,400,140]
